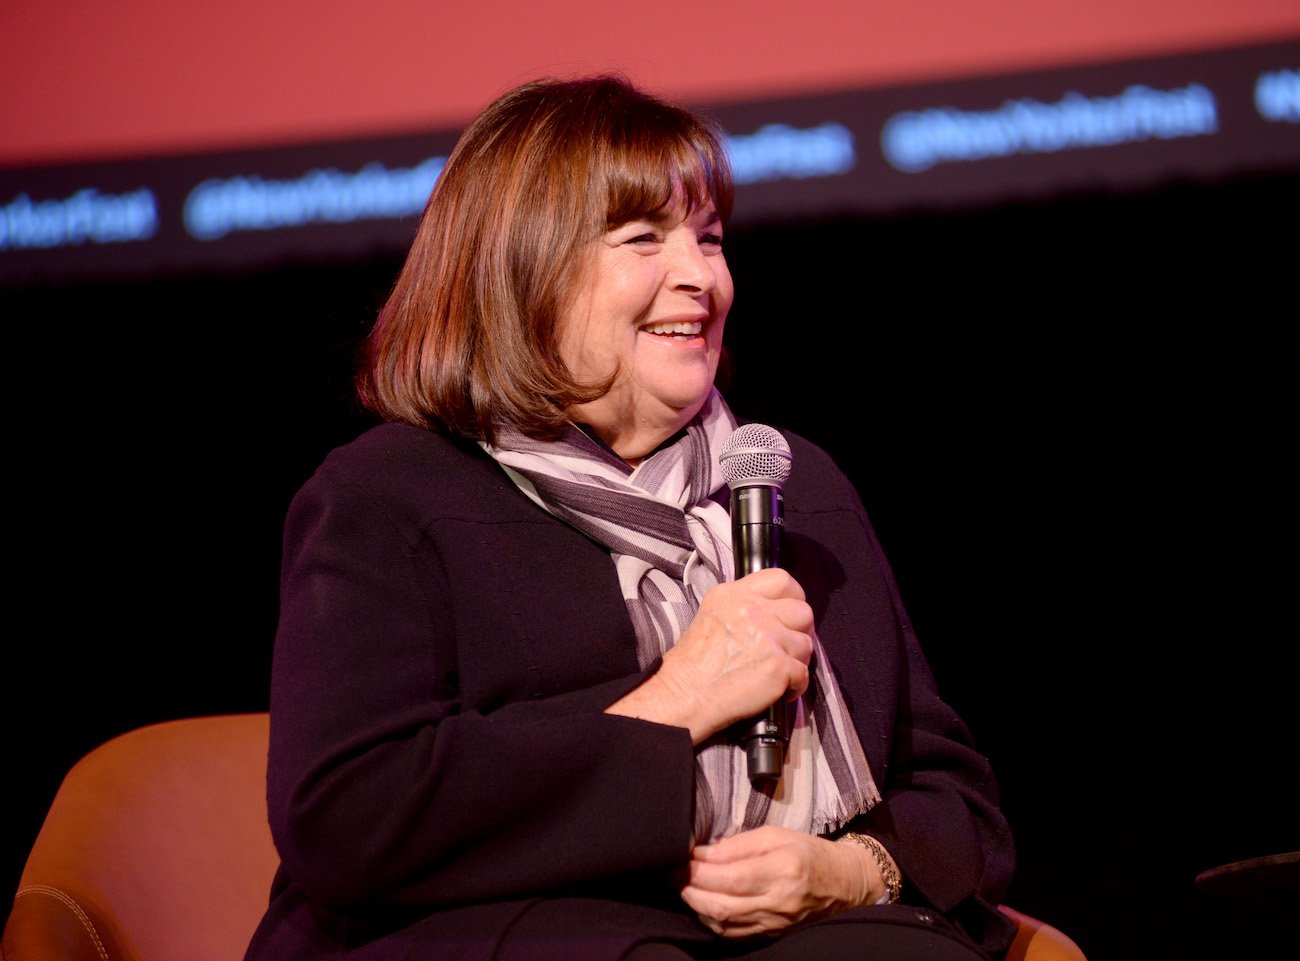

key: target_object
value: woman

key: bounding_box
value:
[244,74,1016,961]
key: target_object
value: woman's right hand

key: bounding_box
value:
[606,568,814,743]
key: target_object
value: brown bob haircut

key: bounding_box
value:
[356,73,735,443]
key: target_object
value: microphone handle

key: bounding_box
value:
[730,485,786,785]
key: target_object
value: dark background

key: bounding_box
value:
[4,166,1297,960]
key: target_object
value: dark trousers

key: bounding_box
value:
[623,905,993,961]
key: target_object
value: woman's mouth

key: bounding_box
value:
[642,320,704,338]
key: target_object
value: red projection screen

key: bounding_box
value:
[2,1,1297,283]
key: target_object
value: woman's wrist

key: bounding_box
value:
[605,671,709,743]
[838,832,902,904]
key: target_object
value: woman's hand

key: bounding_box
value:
[606,568,814,743]
[678,825,884,938]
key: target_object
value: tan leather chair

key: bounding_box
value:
[1,714,278,961]
[1,714,1088,961]
[1000,905,1088,961]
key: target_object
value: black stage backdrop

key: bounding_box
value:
[4,168,1297,961]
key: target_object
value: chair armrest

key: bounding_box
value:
[999,904,1088,961]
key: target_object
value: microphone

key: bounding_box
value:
[719,423,794,785]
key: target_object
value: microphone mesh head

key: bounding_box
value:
[720,423,792,489]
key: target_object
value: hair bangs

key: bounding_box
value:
[601,125,734,231]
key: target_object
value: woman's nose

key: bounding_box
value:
[666,235,717,294]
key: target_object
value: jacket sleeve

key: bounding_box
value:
[845,583,1018,955]
[265,454,697,913]
[788,436,1017,956]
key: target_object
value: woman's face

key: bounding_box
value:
[558,196,733,463]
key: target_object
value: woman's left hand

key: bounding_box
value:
[678,825,877,938]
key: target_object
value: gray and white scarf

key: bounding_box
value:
[482,388,879,843]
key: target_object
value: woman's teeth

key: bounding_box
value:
[643,321,703,336]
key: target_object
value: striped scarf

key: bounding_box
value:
[482,388,879,843]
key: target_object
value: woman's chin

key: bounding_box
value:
[642,365,718,413]
[644,380,712,417]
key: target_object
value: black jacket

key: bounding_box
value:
[244,421,1016,961]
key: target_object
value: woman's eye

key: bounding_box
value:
[700,232,724,248]
[626,232,659,245]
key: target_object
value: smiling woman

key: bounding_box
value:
[559,199,733,464]
[354,75,737,449]
[244,74,1018,961]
